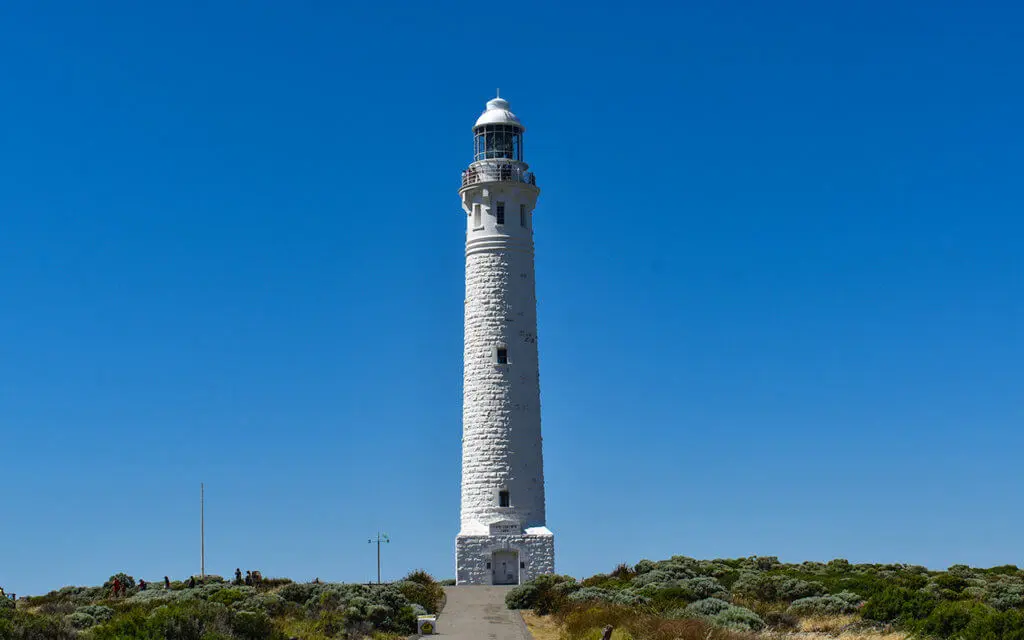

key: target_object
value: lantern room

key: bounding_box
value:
[473,97,524,162]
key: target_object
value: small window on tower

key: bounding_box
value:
[520,561,526,569]
[496,347,508,365]
[499,490,510,507]
[520,204,527,227]
[496,202,505,225]
[473,203,482,229]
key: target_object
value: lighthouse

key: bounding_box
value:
[455,95,555,585]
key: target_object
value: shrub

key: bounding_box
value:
[710,605,765,632]
[148,600,232,640]
[987,581,1024,611]
[505,584,540,609]
[396,570,444,613]
[277,582,316,605]
[505,574,577,614]
[683,577,728,600]
[683,598,732,617]
[74,604,114,623]
[209,588,247,606]
[231,610,278,640]
[731,573,826,602]
[0,598,14,615]
[633,560,656,575]
[233,593,288,616]
[633,570,675,588]
[568,587,616,604]
[764,610,799,630]
[862,586,938,623]
[787,592,864,616]
[915,601,993,638]
[3,611,77,640]
[65,612,97,629]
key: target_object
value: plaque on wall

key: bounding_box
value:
[489,520,521,535]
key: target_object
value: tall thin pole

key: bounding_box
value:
[368,532,388,585]
[200,483,205,579]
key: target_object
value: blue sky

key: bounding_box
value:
[1,0,1022,595]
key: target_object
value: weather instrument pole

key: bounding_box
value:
[368,532,389,584]
[201,483,205,579]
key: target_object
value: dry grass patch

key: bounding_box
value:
[798,615,859,633]
[522,610,562,640]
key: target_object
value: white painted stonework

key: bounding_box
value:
[456,97,555,585]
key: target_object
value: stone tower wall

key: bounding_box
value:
[459,182,545,533]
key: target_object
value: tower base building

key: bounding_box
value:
[455,95,555,585]
[456,529,554,586]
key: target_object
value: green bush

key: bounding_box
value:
[915,601,992,638]
[731,573,826,602]
[505,574,577,615]
[862,586,938,623]
[505,583,540,609]
[277,581,316,605]
[395,570,444,613]
[230,610,278,640]
[148,600,232,640]
[209,588,247,606]
[787,591,864,616]
[64,612,97,629]
[3,610,77,640]
[710,605,765,632]
[74,604,114,623]
[682,598,732,617]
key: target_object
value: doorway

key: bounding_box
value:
[491,550,519,585]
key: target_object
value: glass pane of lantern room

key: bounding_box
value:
[512,134,520,161]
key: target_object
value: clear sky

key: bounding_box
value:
[1,0,1022,596]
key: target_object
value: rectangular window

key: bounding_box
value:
[496,347,508,365]
[499,490,510,507]
[496,202,505,225]
[520,204,526,227]
[473,203,481,228]
[520,561,525,569]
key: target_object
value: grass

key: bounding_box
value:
[522,610,562,640]
[798,614,859,633]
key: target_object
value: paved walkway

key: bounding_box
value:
[435,586,533,639]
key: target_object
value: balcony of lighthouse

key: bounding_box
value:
[461,160,537,188]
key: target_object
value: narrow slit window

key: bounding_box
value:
[496,347,508,365]
[473,204,481,228]
[520,204,526,227]
[520,561,525,569]
[496,202,505,225]
[499,490,510,507]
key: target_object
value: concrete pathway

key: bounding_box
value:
[435,586,533,639]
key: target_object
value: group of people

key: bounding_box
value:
[108,575,193,597]
[0,586,14,601]
[233,568,263,587]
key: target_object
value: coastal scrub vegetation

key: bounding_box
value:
[508,556,1024,640]
[1,569,444,640]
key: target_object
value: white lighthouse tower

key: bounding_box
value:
[455,95,555,585]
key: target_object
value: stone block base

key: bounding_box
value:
[455,531,555,585]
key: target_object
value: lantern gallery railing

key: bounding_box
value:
[461,163,536,187]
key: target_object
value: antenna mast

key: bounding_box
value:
[201,482,205,579]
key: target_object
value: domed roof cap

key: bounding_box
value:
[474,96,525,131]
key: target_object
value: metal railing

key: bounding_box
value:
[461,163,536,188]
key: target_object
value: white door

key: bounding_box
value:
[491,551,519,585]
